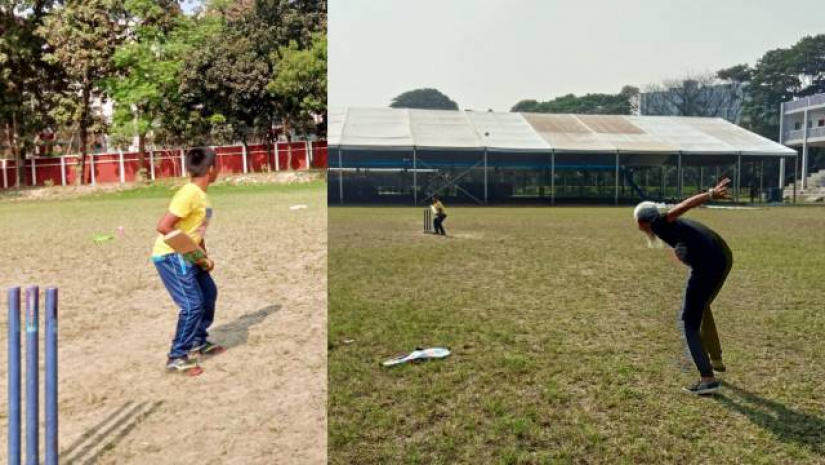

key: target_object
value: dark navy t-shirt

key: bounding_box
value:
[650,214,727,268]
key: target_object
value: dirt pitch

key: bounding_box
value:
[1,178,326,464]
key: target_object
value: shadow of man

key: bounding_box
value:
[210,304,281,350]
[715,380,824,457]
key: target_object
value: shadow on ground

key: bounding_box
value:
[210,304,281,350]
[63,400,164,464]
[716,380,824,457]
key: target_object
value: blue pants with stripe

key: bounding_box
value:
[154,254,218,358]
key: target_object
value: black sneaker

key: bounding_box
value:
[683,380,720,395]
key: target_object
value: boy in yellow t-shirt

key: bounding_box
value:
[152,147,223,376]
[431,195,447,236]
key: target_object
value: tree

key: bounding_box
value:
[268,32,326,169]
[745,34,825,139]
[0,1,64,187]
[180,0,326,157]
[641,72,746,122]
[106,0,220,176]
[511,99,540,112]
[39,0,125,184]
[206,0,255,20]
[620,85,640,114]
[510,89,632,115]
[390,88,459,110]
[180,24,275,148]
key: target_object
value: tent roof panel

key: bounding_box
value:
[676,117,797,156]
[575,114,645,134]
[522,113,614,152]
[339,107,414,148]
[330,107,796,157]
[626,116,731,154]
[523,113,679,152]
[409,109,480,149]
[465,111,550,151]
[326,108,347,147]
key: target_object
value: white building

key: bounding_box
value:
[780,93,825,190]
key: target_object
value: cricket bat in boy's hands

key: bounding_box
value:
[163,230,210,268]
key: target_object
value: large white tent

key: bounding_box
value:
[329,107,798,204]
[330,107,795,156]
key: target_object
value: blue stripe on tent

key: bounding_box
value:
[338,161,621,170]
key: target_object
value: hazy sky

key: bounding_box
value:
[329,0,824,111]
[181,0,202,15]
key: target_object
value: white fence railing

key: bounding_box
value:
[784,93,825,112]
[785,126,825,142]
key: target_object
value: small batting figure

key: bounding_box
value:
[152,147,226,376]
[634,178,733,395]
[431,195,447,236]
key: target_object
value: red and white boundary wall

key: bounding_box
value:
[0,141,328,189]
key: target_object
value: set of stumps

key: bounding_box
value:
[7,285,59,465]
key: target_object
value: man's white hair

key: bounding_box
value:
[633,201,662,222]
[633,201,667,248]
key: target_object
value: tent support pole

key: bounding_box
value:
[793,153,798,204]
[662,165,666,200]
[550,150,555,206]
[759,160,764,201]
[802,107,809,189]
[614,151,619,206]
[677,151,684,199]
[413,147,418,206]
[778,102,786,191]
[338,148,343,204]
[736,152,742,202]
[483,148,488,204]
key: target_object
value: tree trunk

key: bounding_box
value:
[284,118,292,170]
[78,83,90,185]
[266,130,275,172]
[138,132,146,181]
[7,119,23,188]
[242,138,249,173]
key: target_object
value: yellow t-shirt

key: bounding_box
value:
[433,201,445,215]
[152,183,213,257]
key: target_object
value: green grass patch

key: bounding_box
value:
[329,206,825,464]
[86,178,325,201]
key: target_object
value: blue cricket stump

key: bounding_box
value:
[7,285,58,465]
[8,287,21,465]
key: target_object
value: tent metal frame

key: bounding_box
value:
[415,154,485,205]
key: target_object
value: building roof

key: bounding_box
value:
[329,107,796,158]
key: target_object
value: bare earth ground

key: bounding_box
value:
[0,177,326,464]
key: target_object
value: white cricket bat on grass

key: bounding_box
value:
[381,347,451,367]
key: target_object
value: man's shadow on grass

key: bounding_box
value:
[716,380,824,456]
[210,304,281,349]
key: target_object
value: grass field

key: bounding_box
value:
[329,206,825,464]
[1,180,327,464]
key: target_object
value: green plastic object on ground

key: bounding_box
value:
[92,234,114,243]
